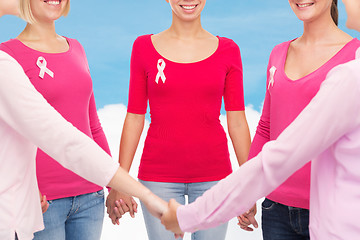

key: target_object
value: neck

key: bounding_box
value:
[300,14,339,44]
[20,21,57,41]
[168,15,205,39]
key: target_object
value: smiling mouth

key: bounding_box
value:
[296,2,314,7]
[44,0,62,5]
[180,5,198,10]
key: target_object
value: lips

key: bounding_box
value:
[43,0,62,5]
[296,2,314,8]
[180,5,198,10]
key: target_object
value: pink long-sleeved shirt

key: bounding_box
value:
[0,51,118,240]
[248,38,360,209]
[177,57,360,239]
[0,38,110,200]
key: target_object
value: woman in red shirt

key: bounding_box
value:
[106,1,251,239]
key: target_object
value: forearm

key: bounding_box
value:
[108,167,167,220]
[118,112,145,172]
[108,167,151,200]
[227,111,251,166]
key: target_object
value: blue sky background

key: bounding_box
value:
[1,3,359,239]
[1,1,359,112]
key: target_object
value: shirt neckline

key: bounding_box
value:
[281,38,358,82]
[148,34,221,65]
[13,36,73,56]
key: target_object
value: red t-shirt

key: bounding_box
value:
[128,35,245,182]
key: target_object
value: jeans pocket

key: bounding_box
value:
[93,189,105,197]
[261,198,276,210]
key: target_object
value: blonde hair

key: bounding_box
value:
[20,0,70,24]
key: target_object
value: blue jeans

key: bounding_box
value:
[139,180,228,240]
[33,189,105,240]
[261,198,310,240]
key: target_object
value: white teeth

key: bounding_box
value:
[47,1,60,5]
[182,5,196,10]
[297,3,313,7]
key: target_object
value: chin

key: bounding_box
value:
[346,20,360,32]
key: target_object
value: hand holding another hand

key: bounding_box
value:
[39,191,49,213]
[142,191,168,219]
[106,189,138,225]
[237,204,258,231]
[161,199,184,239]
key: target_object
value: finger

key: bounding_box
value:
[247,214,259,229]
[116,206,125,217]
[110,214,117,225]
[40,196,48,213]
[121,199,135,218]
[113,206,125,218]
[174,233,184,239]
[115,200,127,214]
[238,215,251,225]
[238,223,254,231]
[109,211,121,225]
[131,198,138,213]
[238,221,254,231]
[116,200,130,214]
[105,197,110,208]
[40,195,46,204]
[106,206,111,215]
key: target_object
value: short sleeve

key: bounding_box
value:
[223,40,245,111]
[127,37,148,114]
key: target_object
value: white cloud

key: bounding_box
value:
[98,104,263,240]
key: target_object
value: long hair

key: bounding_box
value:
[331,0,338,25]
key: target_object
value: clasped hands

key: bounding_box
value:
[106,190,258,238]
[106,189,184,237]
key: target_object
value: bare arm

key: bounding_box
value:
[227,111,258,230]
[106,113,145,223]
[119,113,145,171]
[227,111,251,166]
[107,167,167,220]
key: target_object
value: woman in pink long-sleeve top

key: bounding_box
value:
[0,1,166,240]
[161,0,360,239]
[0,0,115,239]
[239,0,359,238]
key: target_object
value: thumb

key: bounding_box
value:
[169,199,176,206]
[247,214,258,229]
